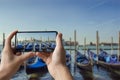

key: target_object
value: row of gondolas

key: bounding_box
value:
[19,48,120,80]
[76,49,120,74]
[76,31,120,77]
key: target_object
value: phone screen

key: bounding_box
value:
[15,31,58,52]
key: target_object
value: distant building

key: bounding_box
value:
[65,41,79,46]
[84,42,118,46]
[78,42,118,50]
[100,42,118,46]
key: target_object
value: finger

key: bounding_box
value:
[54,33,66,58]
[11,46,17,54]
[5,30,18,48]
[56,33,63,48]
[16,52,22,56]
[36,52,48,62]
[19,52,35,61]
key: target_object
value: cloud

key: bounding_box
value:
[89,0,110,10]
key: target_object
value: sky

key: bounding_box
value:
[17,32,56,41]
[0,0,120,45]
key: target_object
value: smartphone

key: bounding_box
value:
[15,31,58,52]
[15,31,58,74]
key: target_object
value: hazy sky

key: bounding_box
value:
[0,0,120,44]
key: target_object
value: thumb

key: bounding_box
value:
[19,52,35,61]
[56,33,63,48]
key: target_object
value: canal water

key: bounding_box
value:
[0,45,120,80]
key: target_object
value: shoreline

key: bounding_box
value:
[0,45,119,51]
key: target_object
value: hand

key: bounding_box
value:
[36,33,73,80]
[36,33,66,77]
[0,30,35,80]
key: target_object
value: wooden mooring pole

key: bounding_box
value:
[3,33,5,48]
[70,37,72,54]
[84,37,86,54]
[118,31,120,61]
[96,31,99,64]
[74,30,77,61]
[111,37,113,55]
[74,30,77,75]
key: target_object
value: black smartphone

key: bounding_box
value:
[15,31,58,52]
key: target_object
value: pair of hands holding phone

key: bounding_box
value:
[0,30,73,80]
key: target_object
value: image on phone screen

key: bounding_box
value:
[15,31,58,52]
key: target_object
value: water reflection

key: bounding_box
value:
[93,65,112,80]
[11,62,120,80]
[11,50,120,80]
[109,72,120,80]
[79,69,94,80]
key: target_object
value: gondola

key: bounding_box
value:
[95,31,120,75]
[87,49,98,63]
[97,49,120,75]
[26,50,71,74]
[76,51,92,72]
[66,51,71,68]
[26,56,47,74]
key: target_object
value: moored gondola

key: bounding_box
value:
[76,51,92,72]
[96,31,120,75]
[97,49,120,75]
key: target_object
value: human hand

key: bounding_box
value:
[0,30,35,80]
[36,33,73,80]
